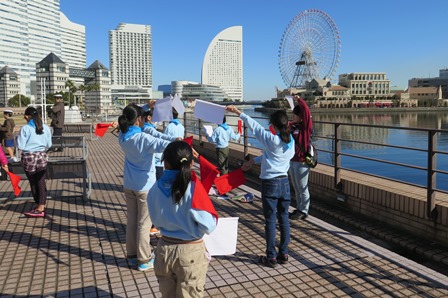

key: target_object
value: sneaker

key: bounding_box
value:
[150,227,160,235]
[258,256,278,268]
[289,210,300,220]
[128,258,137,266]
[24,209,45,217]
[138,259,154,271]
[277,254,289,264]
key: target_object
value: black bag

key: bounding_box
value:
[305,143,318,168]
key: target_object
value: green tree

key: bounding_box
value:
[8,94,30,107]
[65,79,78,106]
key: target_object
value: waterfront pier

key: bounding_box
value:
[0,131,447,297]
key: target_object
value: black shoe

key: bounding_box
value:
[276,254,289,264]
[258,256,278,268]
[58,148,64,152]
[300,213,309,220]
[289,210,300,220]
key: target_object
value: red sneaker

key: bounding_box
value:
[24,209,45,217]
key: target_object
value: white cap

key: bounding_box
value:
[3,110,13,114]
[54,94,63,98]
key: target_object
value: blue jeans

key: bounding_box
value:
[289,161,310,214]
[261,176,291,259]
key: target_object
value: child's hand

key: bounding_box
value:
[241,159,254,171]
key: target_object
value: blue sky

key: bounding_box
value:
[61,0,448,101]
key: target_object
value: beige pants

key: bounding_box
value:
[124,188,152,264]
[155,238,209,298]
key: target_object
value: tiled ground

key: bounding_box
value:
[0,132,447,297]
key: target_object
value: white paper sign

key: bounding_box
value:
[152,96,173,122]
[202,125,213,137]
[285,95,295,110]
[194,100,225,124]
[172,94,185,115]
[203,217,239,256]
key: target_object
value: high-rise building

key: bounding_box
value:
[60,12,86,70]
[202,26,243,101]
[0,0,85,96]
[109,23,152,88]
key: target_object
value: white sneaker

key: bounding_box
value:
[8,157,18,163]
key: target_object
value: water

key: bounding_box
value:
[190,107,448,191]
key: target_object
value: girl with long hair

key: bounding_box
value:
[17,107,52,217]
[117,103,172,271]
[147,141,217,297]
[289,97,313,220]
[226,105,295,268]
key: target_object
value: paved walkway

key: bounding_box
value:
[0,132,447,297]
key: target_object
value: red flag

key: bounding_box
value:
[95,123,112,137]
[7,171,21,197]
[237,119,242,134]
[191,172,218,220]
[198,156,219,194]
[214,169,246,195]
[183,136,193,147]
[269,125,276,135]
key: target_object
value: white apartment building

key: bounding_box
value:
[109,23,152,88]
[60,12,86,70]
[339,72,391,98]
[202,26,243,101]
[0,0,85,96]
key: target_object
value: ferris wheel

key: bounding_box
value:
[278,9,341,88]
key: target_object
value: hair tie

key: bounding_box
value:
[180,158,188,163]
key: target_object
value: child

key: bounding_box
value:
[163,108,185,138]
[226,105,295,268]
[207,116,240,175]
[117,104,172,271]
[0,110,16,161]
[288,97,313,220]
[147,141,217,297]
[17,107,52,217]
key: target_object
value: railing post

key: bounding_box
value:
[198,118,203,144]
[427,130,438,221]
[243,121,248,158]
[183,112,187,138]
[334,123,342,190]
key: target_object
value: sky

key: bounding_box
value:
[60,0,448,101]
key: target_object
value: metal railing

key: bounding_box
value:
[177,111,448,221]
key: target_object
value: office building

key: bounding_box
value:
[408,68,448,99]
[339,72,391,98]
[202,26,243,101]
[182,84,229,102]
[0,66,21,106]
[0,0,85,96]
[109,23,152,88]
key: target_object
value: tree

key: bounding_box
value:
[65,79,78,106]
[8,94,30,107]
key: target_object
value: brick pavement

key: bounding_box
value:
[0,132,447,297]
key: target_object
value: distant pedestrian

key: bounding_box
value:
[17,107,52,217]
[0,110,16,161]
[50,94,65,151]
[206,116,240,175]
[226,105,294,268]
[288,97,313,221]
[147,141,217,297]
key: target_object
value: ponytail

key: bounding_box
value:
[269,110,290,144]
[162,141,193,204]
[24,107,44,134]
[119,104,143,133]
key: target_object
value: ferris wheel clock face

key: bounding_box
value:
[278,9,341,88]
